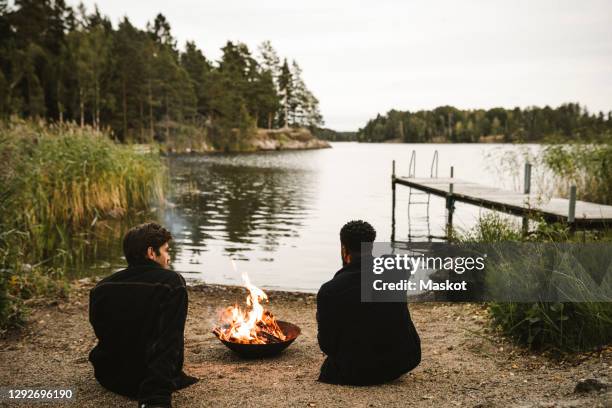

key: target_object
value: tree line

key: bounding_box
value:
[312,127,357,141]
[356,104,612,143]
[0,0,323,147]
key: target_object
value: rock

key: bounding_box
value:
[574,378,609,393]
[250,128,331,152]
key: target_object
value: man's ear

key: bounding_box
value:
[341,244,351,262]
[146,246,156,260]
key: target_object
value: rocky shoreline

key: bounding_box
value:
[161,127,331,154]
[250,128,331,151]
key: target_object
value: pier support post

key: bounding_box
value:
[391,160,396,242]
[446,166,455,240]
[568,185,577,233]
[522,162,532,236]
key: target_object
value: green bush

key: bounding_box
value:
[489,301,612,351]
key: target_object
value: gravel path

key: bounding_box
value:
[0,282,610,407]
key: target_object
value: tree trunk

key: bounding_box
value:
[57,82,63,124]
[139,99,144,141]
[122,79,127,141]
[95,80,100,131]
[284,100,289,128]
[165,94,170,140]
[268,112,272,129]
[79,87,84,127]
[148,80,154,142]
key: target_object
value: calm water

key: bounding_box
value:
[154,142,542,292]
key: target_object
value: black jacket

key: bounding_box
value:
[89,259,190,405]
[316,258,421,385]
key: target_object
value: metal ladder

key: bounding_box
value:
[407,150,438,241]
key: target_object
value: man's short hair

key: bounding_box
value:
[340,220,376,255]
[123,222,172,265]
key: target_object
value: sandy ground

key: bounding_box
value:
[0,281,611,408]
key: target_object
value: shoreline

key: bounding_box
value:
[162,127,332,154]
[1,280,609,407]
[162,142,331,156]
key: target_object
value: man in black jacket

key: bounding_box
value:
[316,220,421,385]
[89,223,197,408]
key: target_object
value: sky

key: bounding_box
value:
[75,0,612,131]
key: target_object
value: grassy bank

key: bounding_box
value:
[0,119,166,330]
[460,139,612,351]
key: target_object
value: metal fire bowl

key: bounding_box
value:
[216,321,301,358]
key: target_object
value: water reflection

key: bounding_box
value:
[64,213,153,279]
[70,143,541,292]
[166,152,317,265]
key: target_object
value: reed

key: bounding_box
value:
[542,141,612,205]
[0,118,167,329]
[459,213,612,351]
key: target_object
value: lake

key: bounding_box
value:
[154,142,543,292]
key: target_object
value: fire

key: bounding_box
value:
[213,263,287,344]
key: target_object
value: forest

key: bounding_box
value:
[356,104,612,143]
[0,0,324,149]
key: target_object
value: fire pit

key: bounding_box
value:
[213,266,301,358]
[214,320,300,358]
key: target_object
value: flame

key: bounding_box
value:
[213,261,287,344]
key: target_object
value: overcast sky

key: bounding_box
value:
[76,0,612,131]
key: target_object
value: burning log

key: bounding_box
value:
[259,331,283,344]
[213,265,288,345]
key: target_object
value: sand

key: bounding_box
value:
[0,281,610,407]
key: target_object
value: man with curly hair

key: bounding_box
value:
[89,222,197,408]
[316,220,421,385]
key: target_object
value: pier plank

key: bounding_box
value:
[394,177,612,227]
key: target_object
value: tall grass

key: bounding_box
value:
[485,138,612,205]
[0,119,167,329]
[543,141,612,205]
[459,213,612,352]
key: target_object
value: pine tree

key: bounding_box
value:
[289,60,323,128]
[0,2,328,143]
[180,41,213,121]
[277,59,292,128]
[290,60,306,126]
[257,41,281,128]
[253,68,280,129]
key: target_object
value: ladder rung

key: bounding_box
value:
[408,201,429,204]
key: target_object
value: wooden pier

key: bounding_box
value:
[391,160,612,241]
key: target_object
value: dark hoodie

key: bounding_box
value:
[316,257,421,385]
[89,259,194,406]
